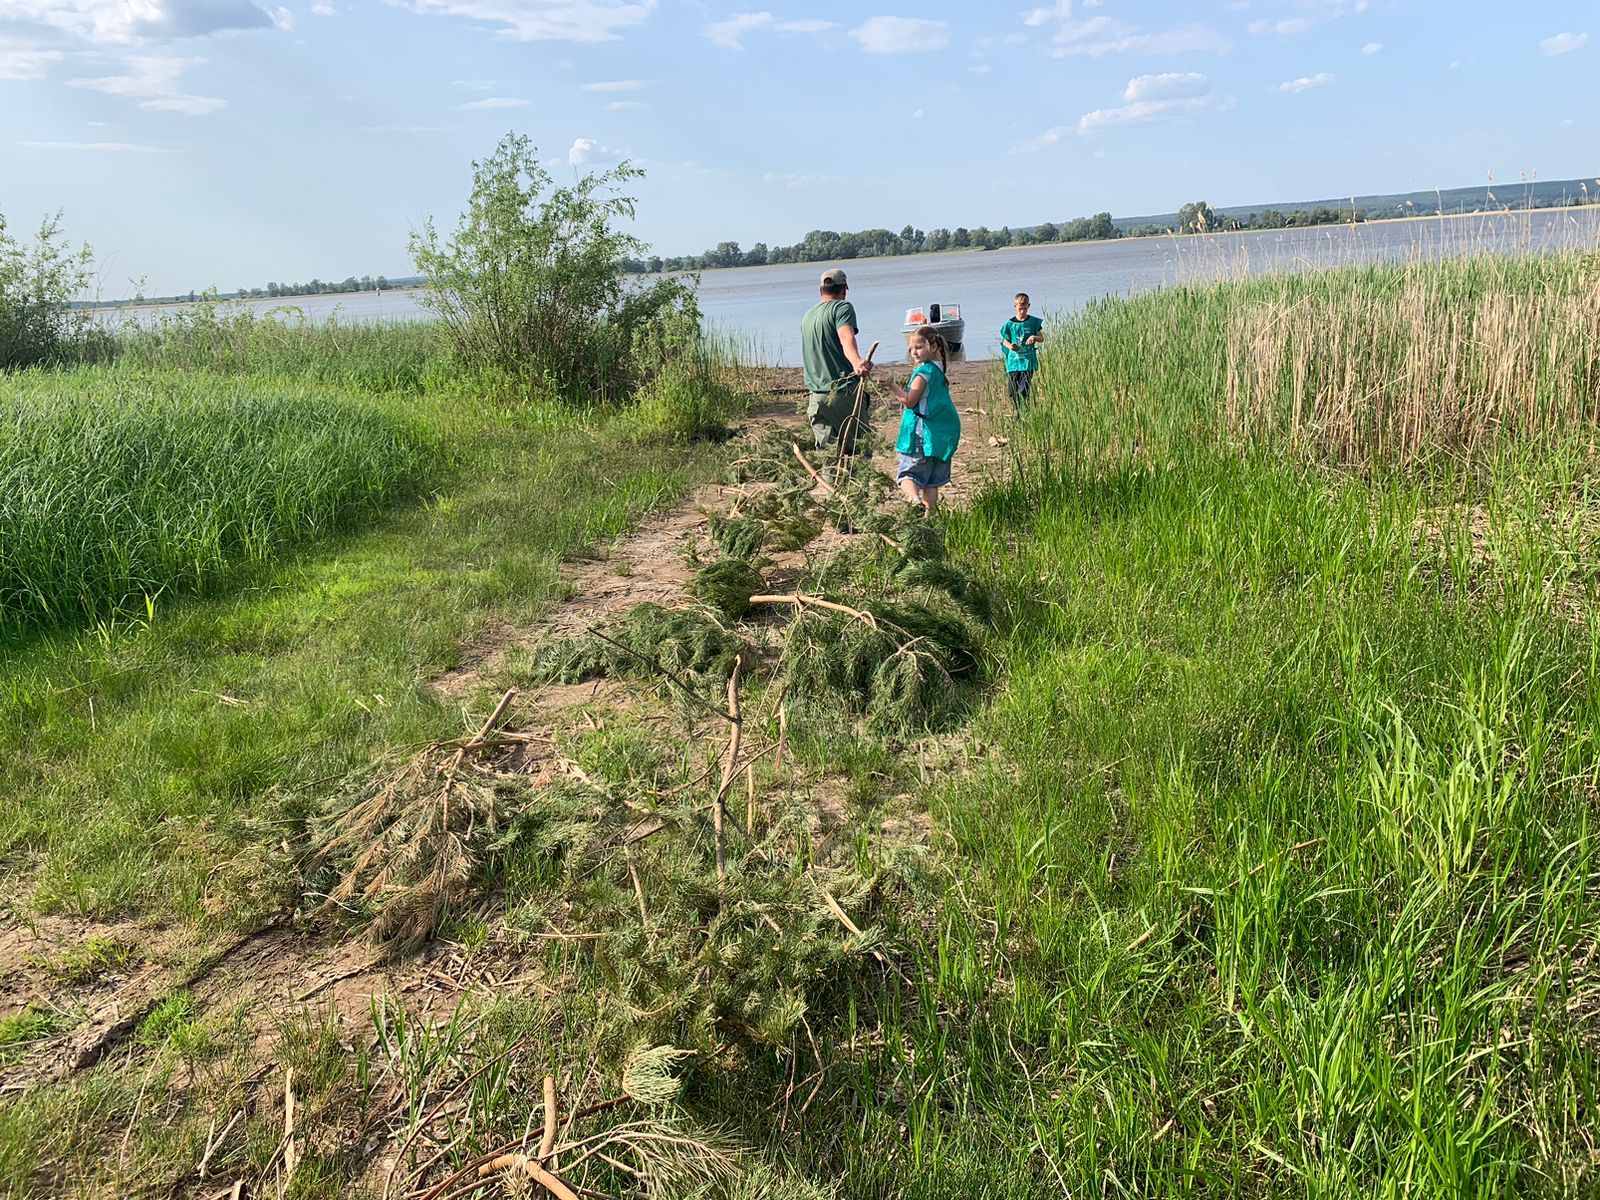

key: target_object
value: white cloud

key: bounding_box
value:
[267,6,294,31]
[851,16,948,54]
[1540,32,1588,56]
[605,99,646,110]
[451,78,495,89]
[704,11,834,49]
[969,63,991,74]
[580,78,641,91]
[763,171,841,188]
[1249,3,1361,40]
[1077,93,1218,131]
[311,2,335,14]
[19,139,180,152]
[706,11,772,49]
[457,96,529,108]
[1024,0,1072,25]
[68,54,226,115]
[1046,16,1230,57]
[143,93,226,113]
[1250,17,1312,35]
[567,136,622,164]
[0,47,64,79]
[1010,125,1071,153]
[1274,71,1334,92]
[407,0,658,44]
[1122,71,1208,102]
[1014,69,1226,142]
[6,0,279,43]
[1362,41,1382,54]
[912,108,923,118]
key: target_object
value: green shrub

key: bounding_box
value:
[632,359,738,443]
[0,209,104,370]
[409,132,703,406]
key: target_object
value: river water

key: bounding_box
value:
[106,208,1600,366]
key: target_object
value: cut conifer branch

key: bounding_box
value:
[749,593,879,630]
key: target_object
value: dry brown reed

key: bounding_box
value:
[1221,257,1600,461]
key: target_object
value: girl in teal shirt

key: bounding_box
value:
[882,325,961,514]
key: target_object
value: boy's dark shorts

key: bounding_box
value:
[897,454,952,489]
[1008,370,1034,403]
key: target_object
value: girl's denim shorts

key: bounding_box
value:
[896,453,952,489]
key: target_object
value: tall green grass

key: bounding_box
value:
[834,258,1600,1195]
[114,304,445,393]
[0,367,436,630]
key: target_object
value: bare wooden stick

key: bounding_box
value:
[447,688,517,773]
[833,340,880,473]
[790,443,833,494]
[198,1111,241,1180]
[819,886,865,939]
[776,703,788,773]
[715,656,745,881]
[478,1154,581,1200]
[539,1076,559,1161]
[749,594,879,630]
[745,763,757,836]
[625,845,649,927]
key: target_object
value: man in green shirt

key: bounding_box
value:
[801,267,874,454]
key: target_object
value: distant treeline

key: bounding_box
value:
[100,274,424,308]
[621,203,1385,274]
[627,177,1600,275]
[243,275,395,299]
[621,214,1117,273]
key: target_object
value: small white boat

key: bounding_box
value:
[901,303,965,351]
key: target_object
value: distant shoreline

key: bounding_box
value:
[87,204,1596,306]
[88,284,426,313]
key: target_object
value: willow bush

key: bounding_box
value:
[409,133,704,407]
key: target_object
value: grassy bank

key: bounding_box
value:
[0,314,743,924]
[5,252,1599,1199]
[833,253,1600,1195]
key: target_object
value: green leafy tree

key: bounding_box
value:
[409,132,699,405]
[0,208,96,369]
[1177,200,1215,234]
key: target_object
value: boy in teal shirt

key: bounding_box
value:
[999,292,1045,409]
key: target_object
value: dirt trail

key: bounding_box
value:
[433,362,1015,701]
[0,360,1015,1097]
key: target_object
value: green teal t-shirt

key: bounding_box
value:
[1000,315,1044,373]
[895,362,961,461]
[802,299,859,394]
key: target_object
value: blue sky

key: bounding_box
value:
[1,0,1595,297]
